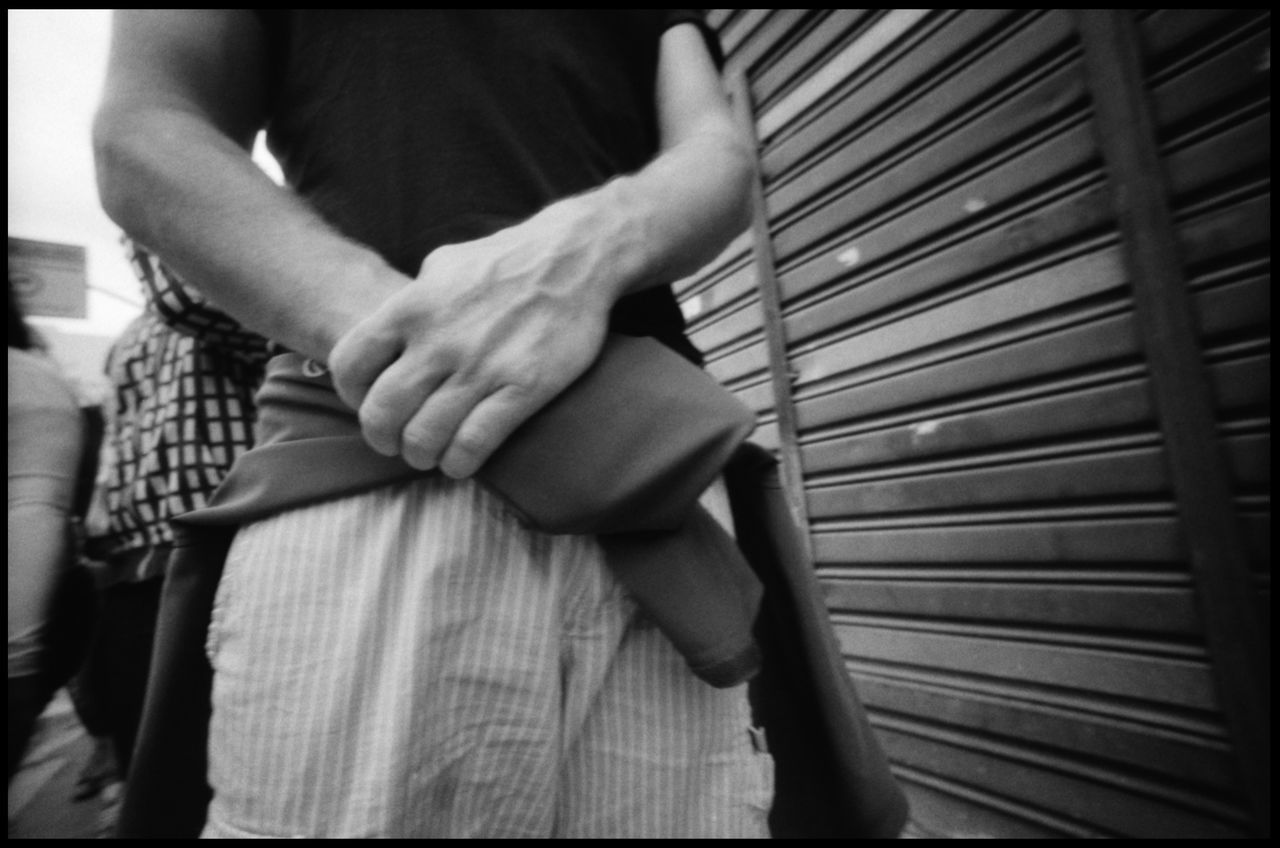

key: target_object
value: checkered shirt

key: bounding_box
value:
[93,242,271,580]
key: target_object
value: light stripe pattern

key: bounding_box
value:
[202,475,773,838]
[755,9,931,140]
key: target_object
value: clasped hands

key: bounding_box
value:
[328,220,618,480]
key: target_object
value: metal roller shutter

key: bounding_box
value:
[677,9,1270,838]
[1137,8,1271,611]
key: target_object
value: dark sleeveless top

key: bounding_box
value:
[255,10,720,363]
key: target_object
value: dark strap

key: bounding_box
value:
[727,444,909,838]
[116,528,231,838]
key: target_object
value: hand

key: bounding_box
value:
[328,217,616,479]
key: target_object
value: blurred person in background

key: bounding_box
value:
[78,239,267,778]
[8,275,90,781]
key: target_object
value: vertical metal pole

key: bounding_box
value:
[727,68,816,565]
[1074,10,1270,836]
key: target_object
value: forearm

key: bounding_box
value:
[7,505,73,651]
[327,22,752,477]
[604,128,754,297]
[94,108,406,361]
[7,403,80,660]
[125,239,272,365]
[487,126,753,315]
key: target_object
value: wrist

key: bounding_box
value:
[316,252,406,361]
[588,175,653,300]
[494,187,646,317]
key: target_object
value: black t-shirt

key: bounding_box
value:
[255,10,720,364]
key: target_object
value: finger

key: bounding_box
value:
[438,384,541,480]
[328,320,404,410]
[358,357,450,457]
[398,379,489,471]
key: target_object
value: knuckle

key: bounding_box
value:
[401,425,447,460]
[500,363,538,390]
[490,361,544,398]
[440,446,483,480]
[358,400,398,448]
[357,396,393,430]
[439,425,494,480]
[418,245,456,278]
[327,326,358,366]
[498,374,554,417]
[331,374,362,408]
[329,332,398,406]
[449,428,490,460]
[327,351,359,393]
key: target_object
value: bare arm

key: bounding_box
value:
[93,10,406,361]
[95,14,752,480]
[124,239,271,366]
[329,23,755,478]
[8,356,84,670]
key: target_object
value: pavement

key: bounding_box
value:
[8,688,122,839]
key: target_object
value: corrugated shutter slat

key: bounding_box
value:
[688,10,1268,836]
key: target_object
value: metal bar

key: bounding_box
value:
[755,9,931,141]
[88,283,144,309]
[1074,9,1270,836]
[727,68,815,565]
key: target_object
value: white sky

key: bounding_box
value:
[8,9,140,338]
[8,10,283,343]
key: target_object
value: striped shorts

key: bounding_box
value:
[202,475,773,838]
